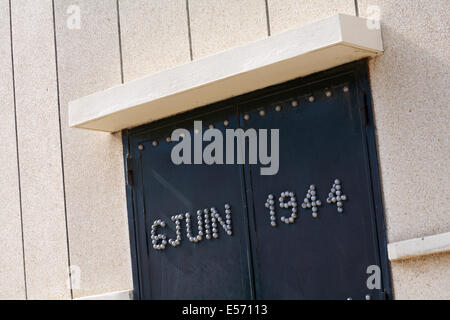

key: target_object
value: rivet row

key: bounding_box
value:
[143,87,348,146]
[347,293,371,300]
[241,88,344,120]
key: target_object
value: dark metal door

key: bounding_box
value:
[125,106,254,300]
[123,61,390,300]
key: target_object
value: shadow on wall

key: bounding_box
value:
[364,0,449,268]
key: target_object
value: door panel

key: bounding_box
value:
[129,106,253,299]
[241,74,383,300]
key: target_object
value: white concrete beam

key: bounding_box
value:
[388,232,450,261]
[75,290,133,300]
[69,14,383,132]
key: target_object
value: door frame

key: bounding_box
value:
[122,59,392,300]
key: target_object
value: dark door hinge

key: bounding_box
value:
[126,153,133,187]
[360,90,370,127]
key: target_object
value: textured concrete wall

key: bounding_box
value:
[0,0,448,300]
[54,0,131,298]
[391,252,450,300]
[11,0,70,300]
[357,0,450,300]
[189,0,268,58]
[267,0,355,34]
[0,0,26,300]
[1,0,132,299]
[358,0,450,244]
[119,0,191,82]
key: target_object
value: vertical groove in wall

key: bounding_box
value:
[8,0,27,300]
[51,0,73,300]
[354,0,359,16]
[185,0,193,60]
[116,0,124,84]
[264,0,271,36]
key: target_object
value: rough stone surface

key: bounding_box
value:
[359,0,450,243]
[267,0,355,35]
[0,0,26,300]
[11,0,70,300]
[189,0,268,59]
[54,0,132,298]
[390,252,450,300]
[119,0,191,82]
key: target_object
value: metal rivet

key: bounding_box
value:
[275,105,282,112]
[152,141,158,147]
[259,110,266,117]
[309,96,315,103]
[365,294,371,300]
[166,137,171,143]
[138,144,144,151]
[291,101,298,107]
[209,124,215,129]
[325,90,332,97]
[224,120,229,126]
[244,114,250,121]
[343,86,349,93]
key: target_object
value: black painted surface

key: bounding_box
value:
[123,60,391,300]
[127,107,253,300]
[241,73,383,300]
